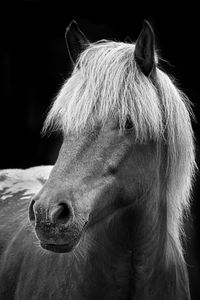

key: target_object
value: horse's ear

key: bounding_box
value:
[134,20,155,76]
[65,20,89,64]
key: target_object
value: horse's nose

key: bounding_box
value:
[29,199,73,226]
[29,198,36,222]
[49,202,72,224]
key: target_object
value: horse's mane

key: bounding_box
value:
[43,40,196,271]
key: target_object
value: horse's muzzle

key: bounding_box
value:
[29,198,87,253]
[34,220,85,253]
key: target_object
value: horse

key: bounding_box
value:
[0,20,196,300]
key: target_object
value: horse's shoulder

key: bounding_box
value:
[0,165,53,201]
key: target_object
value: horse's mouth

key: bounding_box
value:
[37,222,87,254]
[40,242,77,253]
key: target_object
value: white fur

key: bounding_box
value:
[43,40,196,262]
[0,166,53,200]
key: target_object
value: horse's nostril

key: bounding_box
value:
[29,199,35,222]
[51,203,72,225]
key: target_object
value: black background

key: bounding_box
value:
[0,2,200,298]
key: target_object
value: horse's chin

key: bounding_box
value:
[40,240,79,253]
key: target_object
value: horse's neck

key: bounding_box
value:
[0,208,190,300]
[70,189,191,299]
[70,212,133,299]
[130,214,191,300]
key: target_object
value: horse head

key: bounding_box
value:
[28,21,161,254]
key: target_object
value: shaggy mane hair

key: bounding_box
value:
[43,40,196,267]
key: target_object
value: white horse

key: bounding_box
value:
[0,20,196,299]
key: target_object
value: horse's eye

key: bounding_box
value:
[125,117,133,130]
